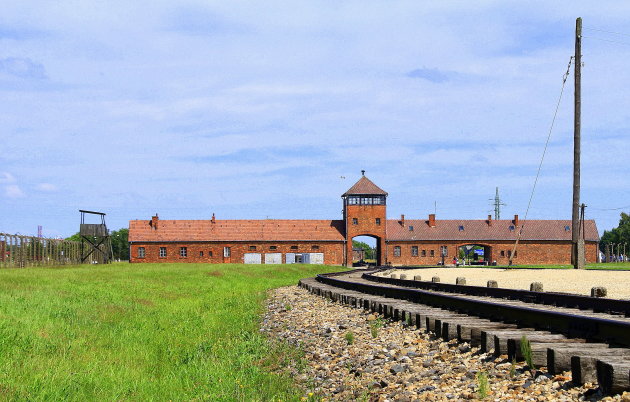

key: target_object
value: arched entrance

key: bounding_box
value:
[458,244,493,265]
[349,234,383,267]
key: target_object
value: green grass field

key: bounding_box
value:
[0,263,340,401]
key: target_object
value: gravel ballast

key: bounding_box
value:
[261,285,630,401]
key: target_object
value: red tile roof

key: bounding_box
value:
[342,176,388,196]
[386,219,599,242]
[129,219,345,242]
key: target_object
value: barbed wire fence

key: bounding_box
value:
[0,233,84,268]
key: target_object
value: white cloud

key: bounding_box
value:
[0,172,16,183]
[5,184,25,198]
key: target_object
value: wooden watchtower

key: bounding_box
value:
[79,210,113,264]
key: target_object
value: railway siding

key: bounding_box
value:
[299,269,630,395]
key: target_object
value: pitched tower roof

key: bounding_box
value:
[342,173,388,196]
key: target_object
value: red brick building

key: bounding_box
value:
[128,174,599,266]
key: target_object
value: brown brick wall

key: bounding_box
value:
[386,240,599,266]
[345,204,387,266]
[130,241,345,265]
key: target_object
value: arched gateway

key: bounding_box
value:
[342,171,387,267]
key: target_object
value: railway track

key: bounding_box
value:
[298,268,630,395]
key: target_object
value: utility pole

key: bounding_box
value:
[572,17,585,269]
[491,187,506,220]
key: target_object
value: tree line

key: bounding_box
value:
[599,212,630,255]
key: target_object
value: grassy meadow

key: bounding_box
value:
[0,263,341,401]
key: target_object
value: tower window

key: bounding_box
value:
[352,218,358,225]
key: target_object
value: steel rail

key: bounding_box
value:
[362,270,630,316]
[316,272,630,348]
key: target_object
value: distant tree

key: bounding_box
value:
[352,240,374,260]
[110,228,129,261]
[600,212,630,254]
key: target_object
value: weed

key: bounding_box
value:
[345,331,355,345]
[520,335,536,372]
[477,371,489,399]
[284,303,292,311]
[369,317,383,338]
[509,358,517,379]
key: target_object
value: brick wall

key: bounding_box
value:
[130,241,345,265]
[345,204,387,266]
[386,240,599,266]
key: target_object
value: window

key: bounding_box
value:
[199,251,204,257]
[290,245,298,250]
[249,245,257,251]
[208,250,213,257]
[514,251,518,258]
[430,250,435,257]
[223,247,231,257]
[159,247,167,258]
[409,225,414,231]
[180,247,187,257]
[421,249,426,257]
[500,250,505,257]
[509,225,515,231]
[352,218,358,225]
[270,245,277,250]
[375,218,381,225]
[458,225,465,231]
[440,246,448,256]
[138,247,145,258]
[564,225,570,231]
[311,245,319,250]
[348,196,359,205]
[411,246,418,256]
[393,246,401,257]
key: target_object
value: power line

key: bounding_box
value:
[589,205,630,211]
[582,35,630,47]
[583,26,630,37]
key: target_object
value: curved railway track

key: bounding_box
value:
[299,268,630,395]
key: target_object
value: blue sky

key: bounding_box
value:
[2,1,630,238]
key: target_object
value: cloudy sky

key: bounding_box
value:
[2,1,630,238]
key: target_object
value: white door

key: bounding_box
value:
[309,253,324,264]
[244,253,262,264]
[285,253,295,264]
[265,253,282,264]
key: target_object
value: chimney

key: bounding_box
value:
[211,213,216,224]
[428,214,436,227]
[151,213,159,230]
[513,214,519,226]
[400,214,405,226]
[487,215,492,226]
